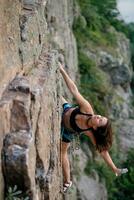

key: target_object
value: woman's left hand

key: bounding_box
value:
[115,168,128,176]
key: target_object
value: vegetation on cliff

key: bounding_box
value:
[73,0,118,114]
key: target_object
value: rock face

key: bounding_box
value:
[118,119,134,155]
[0,47,62,199]
[78,175,107,200]
[0,0,77,199]
[99,51,132,86]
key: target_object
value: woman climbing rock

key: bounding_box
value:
[59,62,128,193]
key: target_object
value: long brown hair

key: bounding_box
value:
[92,120,113,152]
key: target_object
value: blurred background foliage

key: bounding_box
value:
[73,0,134,199]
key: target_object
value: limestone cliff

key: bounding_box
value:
[0,0,77,199]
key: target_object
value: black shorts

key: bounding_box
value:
[61,103,74,143]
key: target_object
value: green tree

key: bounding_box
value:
[90,0,117,18]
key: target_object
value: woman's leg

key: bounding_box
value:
[61,141,71,183]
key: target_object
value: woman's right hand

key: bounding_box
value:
[58,62,64,72]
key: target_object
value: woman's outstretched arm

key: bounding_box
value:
[85,131,128,176]
[100,151,120,175]
[85,132,118,173]
[59,62,93,113]
[100,151,128,176]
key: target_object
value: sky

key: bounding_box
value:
[117,0,134,23]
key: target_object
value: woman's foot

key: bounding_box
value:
[63,181,72,193]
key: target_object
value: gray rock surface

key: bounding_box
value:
[77,175,107,200]
[99,51,132,86]
[118,119,134,154]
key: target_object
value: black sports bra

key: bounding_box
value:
[70,107,93,133]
